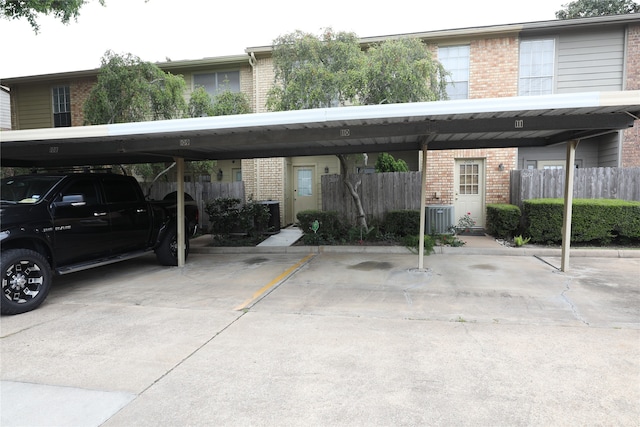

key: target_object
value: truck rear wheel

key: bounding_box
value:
[155,228,190,266]
[1,249,52,315]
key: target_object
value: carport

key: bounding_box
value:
[2,91,639,271]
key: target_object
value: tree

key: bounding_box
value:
[83,50,187,181]
[266,28,365,111]
[0,0,105,32]
[84,50,187,125]
[188,86,215,118]
[375,153,409,172]
[556,0,639,19]
[360,38,448,105]
[211,90,251,116]
[268,29,447,230]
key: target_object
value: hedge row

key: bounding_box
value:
[486,199,640,245]
[523,198,640,244]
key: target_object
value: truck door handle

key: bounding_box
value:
[94,212,107,217]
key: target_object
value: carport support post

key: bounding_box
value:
[418,141,428,269]
[560,139,579,272]
[175,157,186,268]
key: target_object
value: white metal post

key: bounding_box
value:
[418,142,428,270]
[175,157,186,267]
[560,139,579,272]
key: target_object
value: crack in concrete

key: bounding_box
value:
[560,278,590,326]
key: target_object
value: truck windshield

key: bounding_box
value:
[1,176,64,204]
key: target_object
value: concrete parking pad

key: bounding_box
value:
[1,251,638,426]
[1,381,135,427]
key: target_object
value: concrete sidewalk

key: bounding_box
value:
[192,231,640,258]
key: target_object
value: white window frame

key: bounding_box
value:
[438,45,470,100]
[519,39,555,96]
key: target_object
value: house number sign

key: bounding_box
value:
[340,128,350,137]
[514,119,524,128]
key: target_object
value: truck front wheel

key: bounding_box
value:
[1,249,52,315]
[155,228,190,266]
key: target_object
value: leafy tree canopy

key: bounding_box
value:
[360,38,448,105]
[555,0,639,19]
[266,28,365,111]
[83,50,187,125]
[188,86,215,118]
[267,28,448,229]
[0,0,105,32]
[375,153,409,172]
[211,90,251,116]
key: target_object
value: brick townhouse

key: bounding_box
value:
[2,14,639,227]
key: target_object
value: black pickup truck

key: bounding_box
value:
[0,173,199,315]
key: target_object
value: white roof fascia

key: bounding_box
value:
[1,91,638,143]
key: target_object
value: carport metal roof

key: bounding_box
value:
[1,91,639,167]
[1,90,639,272]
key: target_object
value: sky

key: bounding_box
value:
[0,0,568,79]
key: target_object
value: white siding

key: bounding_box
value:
[556,28,625,93]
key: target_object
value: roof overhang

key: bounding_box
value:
[1,91,639,168]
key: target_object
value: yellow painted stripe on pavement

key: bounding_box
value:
[234,253,315,311]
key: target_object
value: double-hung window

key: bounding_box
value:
[52,86,71,127]
[519,39,555,96]
[438,45,470,100]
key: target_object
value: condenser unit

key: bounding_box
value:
[425,205,455,234]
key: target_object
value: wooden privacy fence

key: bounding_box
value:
[322,172,422,224]
[510,167,640,208]
[146,181,245,231]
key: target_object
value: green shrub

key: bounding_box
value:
[205,197,270,238]
[524,198,640,244]
[402,234,435,254]
[383,210,420,237]
[296,210,343,245]
[485,203,521,238]
[375,153,409,172]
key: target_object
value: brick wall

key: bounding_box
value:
[424,148,517,205]
[428,35,519,209]
[622,24,640,167]
[252,56,275,114]
[469,36,519,99]
[70,77,96,126]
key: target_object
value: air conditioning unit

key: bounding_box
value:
[425,205,455,234]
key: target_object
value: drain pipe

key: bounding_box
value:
[248,52,258,113]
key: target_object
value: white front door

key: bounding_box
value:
[454,159,485,227]
[293,166,316,221]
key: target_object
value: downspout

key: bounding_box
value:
[248,52,258,112]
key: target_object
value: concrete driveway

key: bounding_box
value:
[1,247,638,426]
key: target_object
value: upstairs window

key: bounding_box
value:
[193,71,240,98]
[519,39,555,96]
[438,45,470,100]
[52,86,71,127]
